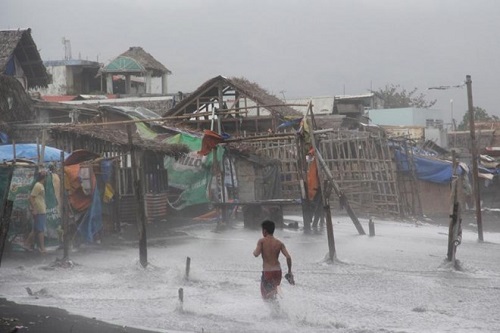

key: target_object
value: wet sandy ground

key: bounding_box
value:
[1,213,500,333]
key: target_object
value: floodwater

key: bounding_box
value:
[1,216,500,333]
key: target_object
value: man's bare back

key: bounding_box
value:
[253,235,291,271]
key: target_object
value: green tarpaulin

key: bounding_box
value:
[164,133,223,210]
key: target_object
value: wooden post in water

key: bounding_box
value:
[447,150,461,263]
[178,288,184,303]
[178,287,184,312]
[369,218,375,237]
[61,151,70,260]
[127,125,148,268]
[314,151,365,235]
[185,257,191,280]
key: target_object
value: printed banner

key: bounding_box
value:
[164,133,223,210]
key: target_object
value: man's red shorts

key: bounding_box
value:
[260,270,282,299]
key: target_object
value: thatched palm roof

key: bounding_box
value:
[164,75,302,119]
[0,75,34,134]
[0,28,49,88]
[50,125,189,157]
[101,46,171,77]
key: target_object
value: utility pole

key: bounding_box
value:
[466,75,483,242]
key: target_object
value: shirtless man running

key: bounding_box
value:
[253,220,294,300]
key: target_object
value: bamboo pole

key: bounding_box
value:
[306,102,336,261]
[315,147,366,235]
[223,132,296,143]
[40,129,47,165]
[127,125,148,268]
[61,151,70,260]
[12,140,16,161]
[447,150,459,262]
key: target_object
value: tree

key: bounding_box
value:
[373,84,437,109]
[457,106,499,130]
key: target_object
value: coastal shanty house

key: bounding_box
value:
[0,28,49,142]
[100,47,172,95]
[0,28,49,90]
[12,100,102,145]
[1,84,102,146]
[0,75,34,143]
[162,75,303,135]
[49,110,189,227]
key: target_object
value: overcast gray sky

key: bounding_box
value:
[2,0,499,122]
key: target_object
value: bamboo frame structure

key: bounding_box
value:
[248,129,404,217]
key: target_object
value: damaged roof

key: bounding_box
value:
[0,28,49,88]
[164,75,302,119]
[50,124,189,157]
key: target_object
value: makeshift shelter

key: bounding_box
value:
[163,130,281,222]
[163,76,303,135]
[50,115,189,226]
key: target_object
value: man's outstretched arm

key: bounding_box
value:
[281,245,292,274]
[253,239,263,257]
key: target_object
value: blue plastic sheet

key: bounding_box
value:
[78,186,103,243]
[395,150,462,184]
[0,144,68,162]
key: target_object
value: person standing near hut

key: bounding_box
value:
[24,171,47,253]
[253,220,294,300]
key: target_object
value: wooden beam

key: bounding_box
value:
[306,103,336,261]
[127,124,148,268]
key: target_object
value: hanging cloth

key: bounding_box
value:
[198,130,224,156]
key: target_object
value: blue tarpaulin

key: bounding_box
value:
[395,150,463,184]
[78,186,103,243]
[0,144,68,162]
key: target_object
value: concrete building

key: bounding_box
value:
[39,59,101,95]
[369,107,448,147]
